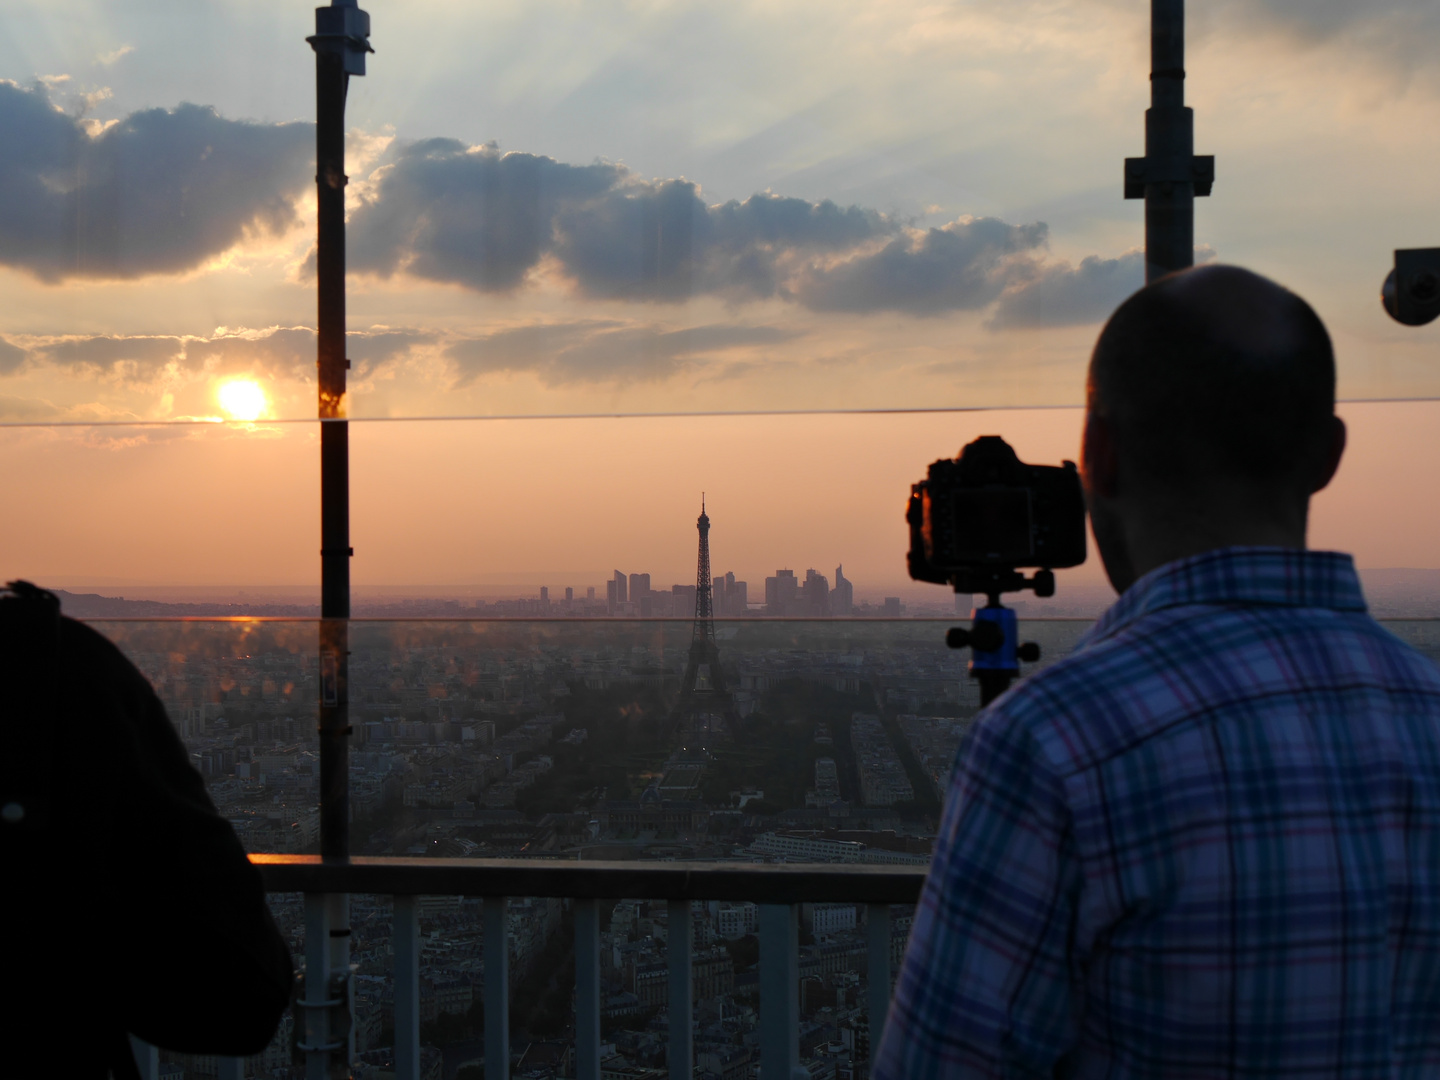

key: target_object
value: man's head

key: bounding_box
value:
[1083,264,1346,593]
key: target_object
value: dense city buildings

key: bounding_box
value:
[850,715,915,807]
[114,606,1033,1078]
[92,505,1062,1078]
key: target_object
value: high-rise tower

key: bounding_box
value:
[677,497,732,737]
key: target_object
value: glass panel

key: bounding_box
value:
[9,402,1440,621]
[0,3,1435,425]
[86,612,1438,863]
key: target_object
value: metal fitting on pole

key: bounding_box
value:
[1124,0,1213,283]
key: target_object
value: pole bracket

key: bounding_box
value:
[1125,155,1214,198]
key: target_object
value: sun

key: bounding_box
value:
[218,379,268,422]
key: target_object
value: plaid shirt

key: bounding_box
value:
[876,547,1440,1079]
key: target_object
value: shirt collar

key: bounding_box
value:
[1081,546,1368,648]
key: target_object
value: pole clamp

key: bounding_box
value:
[1124,154,1215,198]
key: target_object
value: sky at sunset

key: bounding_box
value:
[0,0,1438,595]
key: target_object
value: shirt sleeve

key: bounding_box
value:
[874,708,1083,1080]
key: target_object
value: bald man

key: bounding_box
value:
[876,266,1440,1078]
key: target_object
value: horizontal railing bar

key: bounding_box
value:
[77,614,1102,624]
[251,855,926,904]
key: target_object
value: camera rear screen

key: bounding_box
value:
[951,488,1033,563]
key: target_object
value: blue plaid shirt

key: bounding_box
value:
[876,547,1440,1079]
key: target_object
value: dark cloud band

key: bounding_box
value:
[0,80,312,281]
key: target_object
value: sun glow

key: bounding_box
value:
[217,379,268,422]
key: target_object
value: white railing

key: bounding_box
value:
[128,856,924,1080]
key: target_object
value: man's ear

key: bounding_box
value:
[1081,411,1121,501]
[1309,414,1346,495]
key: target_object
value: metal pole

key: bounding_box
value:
[307,6,369,1077]
[1124,0,1213,283]
[314,9,353,865]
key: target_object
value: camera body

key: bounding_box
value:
[907,435,1087,598]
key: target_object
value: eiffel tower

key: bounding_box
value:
[675,497,733,741]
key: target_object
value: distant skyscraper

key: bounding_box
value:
[613,570,628,604]
[803,569,831,617]
[833,565,854,616]
[765,569,798,615]
[629,572,650,601]
[565,587,574,602]
[714,571,747,615]
[729,577,747,614]
[540,586,549,604]
[586,586,595,601]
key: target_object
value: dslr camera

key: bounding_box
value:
[907,435,1087,599]
[907,435,1088,703]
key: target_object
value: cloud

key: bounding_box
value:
[16,327,429,386]
[347,140,901,306]
[96,45,134,67]
[988,250,1145,329]
[348,139,624,291]
[790,218,1048,315]
[0,80,312,281]
[35,335,184,373]
[350,141,1069,316]
[988,245,1220,329]
[1204,0,1440,68]
[0,337,27,374]
[446,321,798,386]
[0,395,59,421]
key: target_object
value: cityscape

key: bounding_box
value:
[84,503,1091,1080]
[89,504,1440,1078]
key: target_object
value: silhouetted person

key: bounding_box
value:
[877,265,1440,1077]
[0,581,292,1078]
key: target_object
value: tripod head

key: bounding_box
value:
[946,595,1042,707]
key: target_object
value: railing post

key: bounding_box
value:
[667,900,693,1080]
[127,1037,158,1080]
[758,903,799,1080]
[575,898,601,1080]
[866,903,892,1067]
[393,895,420,1080]
[302,892,344,1080]
[484,897,510,1080]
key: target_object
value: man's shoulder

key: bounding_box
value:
[978,603,1440,778]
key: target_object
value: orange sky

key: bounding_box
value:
[4,400,1437,600]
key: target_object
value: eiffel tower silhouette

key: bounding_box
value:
[675,496,733,740]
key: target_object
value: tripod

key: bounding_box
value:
[945,570,1050,708]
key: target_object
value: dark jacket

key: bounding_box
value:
[0,585,293,1077]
